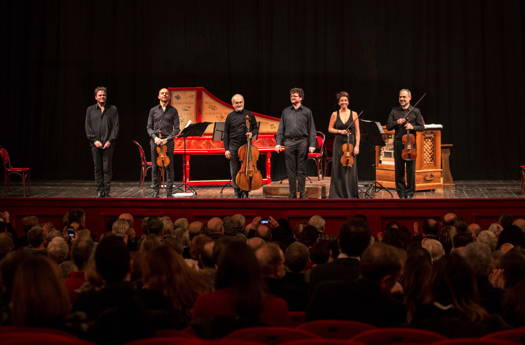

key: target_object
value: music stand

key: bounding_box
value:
[359,120,393,199]
[174,122,211,197]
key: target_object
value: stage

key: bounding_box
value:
[0,179,524,239]
[1,178,523,199]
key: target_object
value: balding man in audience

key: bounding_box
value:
[306,243,405,326]
[206,217,224,239]
[256,242,286,296]
[247,237,265,251]
[467,223,482,240]
[513,218,525,232]
[443,212,457,226]
[308,215,333,241]
[118,213,134,227]
[189,221,204,239]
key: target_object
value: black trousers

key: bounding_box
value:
[284,138,308,195]
[229,148,248,198]
[151,140,175,192]
[91,144,114,193]
[394,140,416,197]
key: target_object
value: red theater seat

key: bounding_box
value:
[298,320,375,339]
[482,327,525,343]
[351,328,447,344]
[226,326,321,345]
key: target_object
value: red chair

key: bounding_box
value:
[307,131,325,181]
[281,339,366,345]
[1,331,96,345]
[433,339,518,345]
[482,327,525,343]
[352,328,447,344]
[126,337,203,345]
[132,140,153,187]
[288,311,306,327]
[0,146,30,196]
[226,326,321,345]
[298,320,375,339]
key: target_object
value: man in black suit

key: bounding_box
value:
[308,220,371,293]
[306,243,406,326]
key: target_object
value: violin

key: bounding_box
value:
[235,115,263,192]
[155,132,171,167]
[401,93,426,162]
[339,110,364,167]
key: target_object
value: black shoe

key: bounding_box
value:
[406,193,414,199]
[97,191,105,198]
[398,193,405,199]
[152,190,160,198]
[299,193,307,199]
[166,190,173,198]
[288,193,297,199]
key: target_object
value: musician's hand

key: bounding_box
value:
[308,147,316,153]
[154,137,162,145]
[339,129,348,135]
[160,139,168,146]
[353,146,360,155]
[102,141,111,149]
[225,150,231,159]
[275,145,282,153]
[397,118,406,125]
[405,123,414,130]
[94,140,103,148]
[246,132,253,139]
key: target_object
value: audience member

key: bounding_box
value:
[306,243,406,326]
[500,248,525,326]
[189,221,204,239]
[421,238,445,262]
[206,217,224,239]
[477,230,498,252]
[279,242,310,311]
[25,226,47,256]
[403,247,433,323]
[192,241,289,337]
[65,238,95,303]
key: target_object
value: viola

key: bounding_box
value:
[235,115,263,192]
[400,93,426,162]
[339,110,364,167]
[155,133,171,167]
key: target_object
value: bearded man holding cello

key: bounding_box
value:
[224,94,258,198]
[386,89,425,199]
[147,88,180,198]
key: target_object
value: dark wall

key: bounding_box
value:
[1,0,524,180]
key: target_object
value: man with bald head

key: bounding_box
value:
[224,94,258,198]
[147,88,180,198]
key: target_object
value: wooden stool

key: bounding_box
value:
[521,165,525,194]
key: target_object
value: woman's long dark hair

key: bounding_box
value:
[215,241,264,323]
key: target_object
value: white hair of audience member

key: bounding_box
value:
[112,219,131,238]
[487,223,503,236]
[174,217,189,230]
[47,236,69,263]
[463,242,493,276]
[231,214,246,229]
[477,230,497,252]
[160,216,174,236]
[308,215,326,232]
[421,238,445,262]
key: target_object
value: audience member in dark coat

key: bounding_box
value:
[308,221,370,293]
[73,236,153,345]
[306,243,406,326]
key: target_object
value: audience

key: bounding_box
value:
[0,208,523,343]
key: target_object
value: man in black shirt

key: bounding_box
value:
[146,88,180,198]
[85,86,119,198]
[224,94,258,198]
[275,88,317,199]
[386,89,425,199]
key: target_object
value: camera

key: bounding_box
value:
[67,228,75,238]
[259,218,270,224]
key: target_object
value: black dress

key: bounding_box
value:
[329,110,358,198]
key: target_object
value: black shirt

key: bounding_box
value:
[386,105,425,141]
[223,109,258,151]
[276,105,317,147]
[85,104,119,144]
[146,104,180,140]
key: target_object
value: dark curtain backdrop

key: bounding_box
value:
[1,0,524,181]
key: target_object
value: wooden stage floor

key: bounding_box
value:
[3,179,524,199]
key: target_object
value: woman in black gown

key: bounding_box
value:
[328,91,360,198]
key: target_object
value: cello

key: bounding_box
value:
[401,93,426,161]
[235,115,263,192]
[340,110,364,167]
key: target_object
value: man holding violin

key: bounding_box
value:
[386,89,425,199]
[147,88,180,198]
[224,94,258,199]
